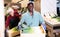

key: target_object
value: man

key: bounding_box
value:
[18,2,46,37]
[5,7,20,29]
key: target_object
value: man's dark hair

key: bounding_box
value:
[27,2,34,6]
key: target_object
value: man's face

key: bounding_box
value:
[9,11,14,16]
[28,4,34,12]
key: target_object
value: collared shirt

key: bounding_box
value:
[18,10,46,30]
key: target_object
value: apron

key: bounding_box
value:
[9,17,19,29]
[20,26,46,37]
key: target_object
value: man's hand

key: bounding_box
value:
[40,25,46,34]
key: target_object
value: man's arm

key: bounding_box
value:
[39,14,46,30]
[5,16,10,29]
[39,14,46,33]
[41,22,46,31]
[17,14,25,30]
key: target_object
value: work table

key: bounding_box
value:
[44,17,60,37]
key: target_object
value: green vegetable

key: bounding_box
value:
[51,16,60,22]
[23,27,34,33]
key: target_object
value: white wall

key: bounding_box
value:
[41,0,57,18]
[0,0,4,37]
